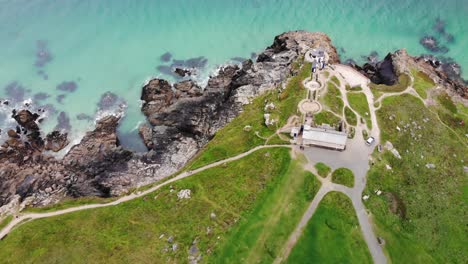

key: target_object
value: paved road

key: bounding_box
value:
[275,65,387,264]
[0,145,291,241]
[1,64,388,264]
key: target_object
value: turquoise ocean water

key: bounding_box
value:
[0,0,466,151]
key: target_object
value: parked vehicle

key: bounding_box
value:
[366,136,375,146]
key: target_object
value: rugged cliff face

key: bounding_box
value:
[351,49,467,98]
[0,31,344,213]
[137,31,340,186]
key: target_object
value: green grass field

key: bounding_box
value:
[315,162,331,178]
[322,82,344,115]
[208,155,321,263]
[331,168,354,187]
[0,215,13,230]
[314,110,341,127]
[0,148,305,263]
[344,106,357,126]
[411,69,435,99]
[331,76,341,87]
[346,84,362,91]
[286,192,372,264]
[365,94,467,263]
[347,92,372,129]
[188,61,310,169]
[435,92,468,144]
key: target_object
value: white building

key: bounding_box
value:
[302,127,347,150]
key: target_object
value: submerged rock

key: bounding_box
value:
[160,52,172,62]
[419,36,448,53]
[35,40,53,68]
[44,131,69,152]
[56,81,78,93]
[174,67,194,77]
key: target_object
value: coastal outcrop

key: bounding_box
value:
[137,31,340,184]
[0,31,339,211]
[350,49,467,98]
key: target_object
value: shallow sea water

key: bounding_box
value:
[0,0,466,151]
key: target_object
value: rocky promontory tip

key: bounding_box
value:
[1,30,464,215]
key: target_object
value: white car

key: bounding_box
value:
[365,137,375,146]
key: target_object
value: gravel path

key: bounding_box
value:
[1,65,388,264]
[275,65,387,264]
[0,145,292,241]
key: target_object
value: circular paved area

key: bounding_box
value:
[299,100,321,114]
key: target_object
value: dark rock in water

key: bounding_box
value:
[97,91,127,115]
[0,31,342,208]
[364,51,379,64]
[433,18,446,34]
[339,47,346,54]
[445,34,454,43]
[13,110,39,131]
[419,36,448,53]
[76,113,94,121]
[38,103,57,114]
[174,67,193,77]
[170,56,208,69]
[4,82,26,102]
[56,94,66,104]
[7,129,20,139]
[185,56,208,68]
[45,131,69,152]
[156,65,176,76]
[160,52,172,62]
[55,112,71,132]
[357,53,398,85]
[57,81,78,92]
[98,92,119,111]
[35,40,53,68]
[420,36,438,51]
[33,92,50,101]
[231,57,247,63]
[344,59,357,65]
[441,61,462,80]
[37,70,49,80]
[256,53,274,62]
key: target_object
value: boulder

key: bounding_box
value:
[45,131,69,152]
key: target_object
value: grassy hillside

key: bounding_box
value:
[188,62,310,169]
[321,82,344,115]
[208,155,320,263]
[347,92,372,129]
[286,192,372,264]
[331,168,354,187]
[0,148,297,263]
[365,94,467,263]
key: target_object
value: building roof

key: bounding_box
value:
[302,127,347,147]
[310,48,325,58]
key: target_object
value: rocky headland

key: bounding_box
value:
[0,30,465,216]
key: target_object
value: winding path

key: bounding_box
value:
[1,64,389,264]
[0,145,291,241]
[275,65,387,264]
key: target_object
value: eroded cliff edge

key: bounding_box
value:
[0,31,339,212]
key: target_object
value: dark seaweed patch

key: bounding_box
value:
[56,81,78,92]
[55,111,71,131]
